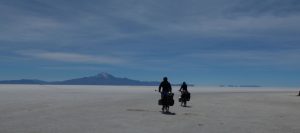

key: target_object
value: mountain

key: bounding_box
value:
[0,73,160,86]
[52,72,160,86]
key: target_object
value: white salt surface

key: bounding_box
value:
[0,85,299,133]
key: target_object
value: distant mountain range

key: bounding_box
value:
[0,79,47,84]
[219,85,261,87]
[0,73,192,86]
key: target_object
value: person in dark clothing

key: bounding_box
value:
[179,82,188,92]
[179,82,189,107]
[159,77,172,112]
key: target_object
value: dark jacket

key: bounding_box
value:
[159,81,172,93]
[179,83,188,92]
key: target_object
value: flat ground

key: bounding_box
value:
[0,85,299,133]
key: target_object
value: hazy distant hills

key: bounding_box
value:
[0,73,162,86]
[0,79,47,84]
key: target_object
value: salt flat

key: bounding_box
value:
[0,85,299,133]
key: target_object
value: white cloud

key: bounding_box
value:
[16,50,127,65]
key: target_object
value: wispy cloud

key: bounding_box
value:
[230,0,300,17]
[185,49,300,67]
[16,50,127,65]
[164,15,300,39]
[1,0,300,48]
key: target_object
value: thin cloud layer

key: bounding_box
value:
[1,0,299,45]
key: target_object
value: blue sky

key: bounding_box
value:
[0,0,300,87]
